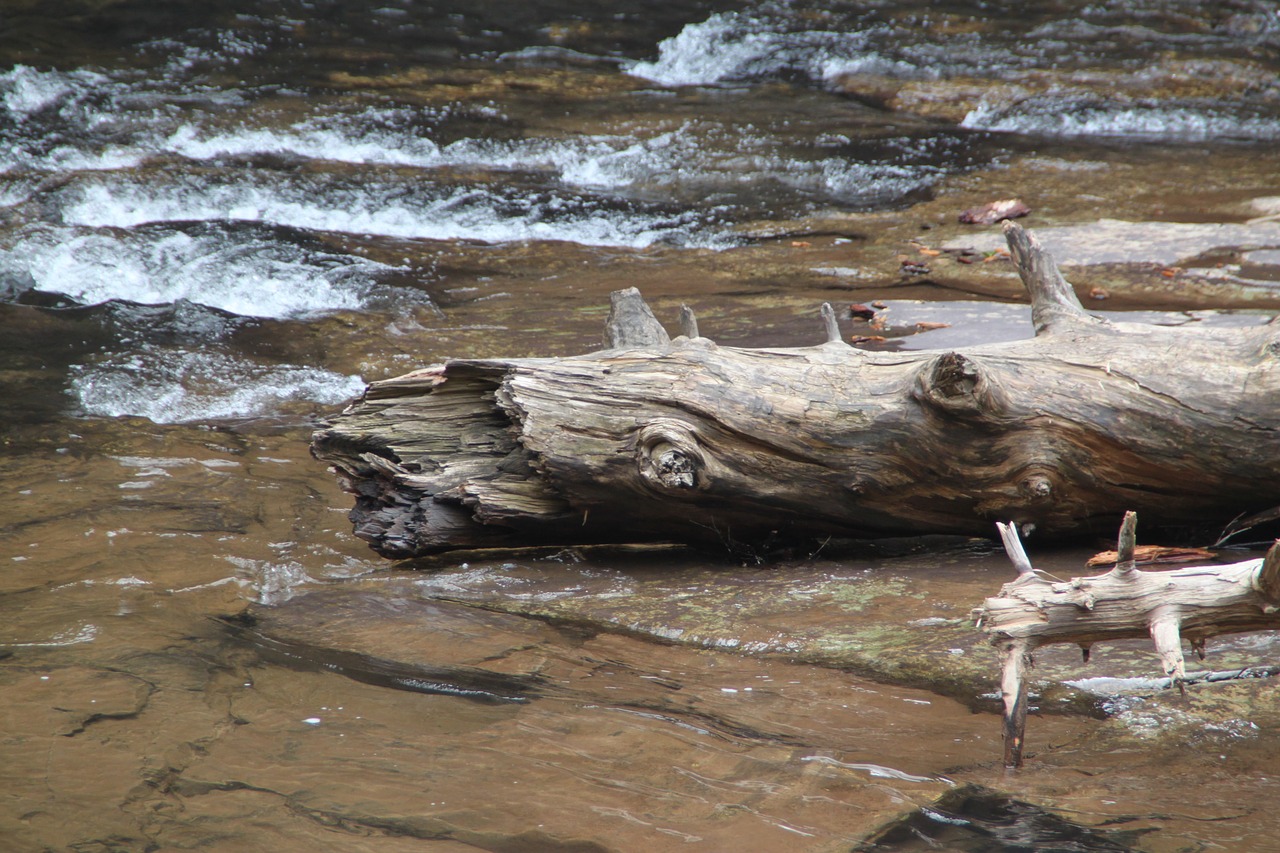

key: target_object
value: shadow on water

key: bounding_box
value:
[217,609,548,705]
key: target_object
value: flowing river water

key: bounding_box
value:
[3,1,1280,850]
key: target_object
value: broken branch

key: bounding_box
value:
[976,514,1280,767]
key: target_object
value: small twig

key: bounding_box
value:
[1111,510,1138,578]
[678,304,700,339]
[996,521,1034,575]
[820,302,843,344]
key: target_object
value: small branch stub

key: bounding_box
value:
[1148,605,1187,691]
[820,302,842,344]
[1000,639,1033,769]
[604,287,670,349]
[1255,540,1280,605]
[1112,510,1138,578]
[1002,220,1096,334]
[997,521,1034,575]
[679,304,700,339]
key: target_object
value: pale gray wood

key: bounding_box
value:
[312,225,1280,558]
[976,513,1280,768]
[604,286,669,349]
[678,304,699,339]
[819,302,842,344]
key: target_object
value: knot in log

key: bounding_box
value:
[636,421,706,493]
[654,446,696,489]
[1017,468,1057,504]
[914,352,1007,420]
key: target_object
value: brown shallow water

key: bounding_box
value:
[5,418,1280,851]
[4,0,1280,850]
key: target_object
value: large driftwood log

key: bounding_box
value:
[975,512,1280,768]
[312,223,1280,558]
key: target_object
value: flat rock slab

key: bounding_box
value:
[0,665,156,849]
[945,218,1280,270]
[241,545,1280,718]
[215,584,1011,851]
[217,551,1280,849]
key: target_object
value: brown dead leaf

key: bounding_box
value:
[958,198,1031,225]
[918,247,942,256]
[871,300,888,309]
[850,335,887,344]
[1085,544,1217,568]
[790,240,812,248]
[914,321,950,332]
[1088,287,1109,300]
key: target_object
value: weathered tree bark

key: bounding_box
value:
[311,222,1280,559]
[975,512,1280,768]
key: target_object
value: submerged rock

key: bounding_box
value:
[861,783,1144,852]
[225,543,1280,725]
[219,581,994,851]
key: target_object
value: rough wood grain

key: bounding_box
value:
[311,222,1280,558]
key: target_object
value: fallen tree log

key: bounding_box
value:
[975,512,1280,768]
[311,222,1280,558]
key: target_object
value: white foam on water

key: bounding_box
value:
[170,117,692,193]
[798,756,936,783]
[631,10,1280,145]
[1,222,389,317]
[59,177,720,249]
[168,119,754,200]
[0,179,39,208]
[544,125,933,204]
[0,142,150,175]
[0,65,156,174]
[628,12,794,86]
[166,106,718,196]
[165,113,448,167]
[798,157,933,204]
[10,219,413,326]
[435,127,907,204]
[8,624,99,647]
[224,556,316,605]
[626,12,916,88]
[70,345,366,424]
[0,64,108,116]
[2,62,928,240]
[962,102,1280,141]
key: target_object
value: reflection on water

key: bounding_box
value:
[3,0,1280,849]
